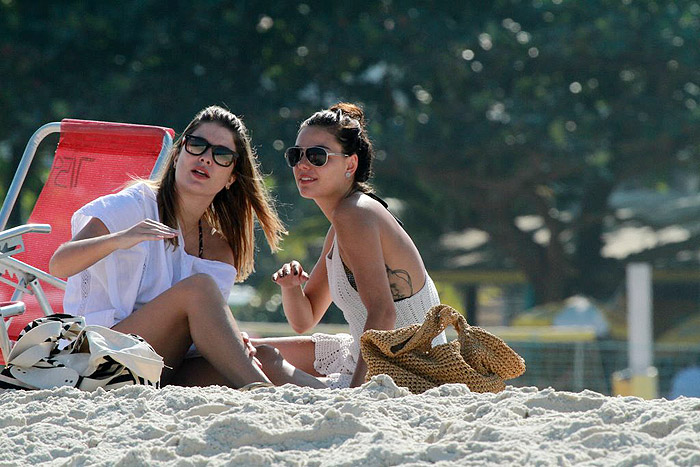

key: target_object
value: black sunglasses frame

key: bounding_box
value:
[183,134,240,168]
[284,146,349,168]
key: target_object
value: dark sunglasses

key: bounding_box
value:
[284,146,349,168]
[183,134,239,168]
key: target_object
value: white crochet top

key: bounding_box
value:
[325,235,446,362]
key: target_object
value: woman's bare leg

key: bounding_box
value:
[113,273,269,388]
[168,351,326,388]
[250,336,321,377]
[168,357,230,387]
[254,345,327,389]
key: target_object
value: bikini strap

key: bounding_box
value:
[365,192,404,227]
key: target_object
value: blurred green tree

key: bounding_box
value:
[1,0,699,309]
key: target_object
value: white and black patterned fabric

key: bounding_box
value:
[0,314,163,391]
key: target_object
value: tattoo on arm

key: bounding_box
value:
[386,265,413,300]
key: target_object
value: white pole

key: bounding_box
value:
[626,263,653,374]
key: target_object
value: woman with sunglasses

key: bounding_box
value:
[50,105,325,389]
[254,102,446,389]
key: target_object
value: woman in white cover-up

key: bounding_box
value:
[253,103,445,389]
[50,105,324,390]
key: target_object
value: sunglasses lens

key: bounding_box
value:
[285,147,303,167]
[284,147,330,167]
[212,149,237,167]
[185,136,207,155]
[305,147,328,167]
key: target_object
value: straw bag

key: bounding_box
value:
[360,304,526,393]
[0,314,164,390]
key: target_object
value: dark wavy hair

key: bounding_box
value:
[299,102,375,194]
[152,105,285,281]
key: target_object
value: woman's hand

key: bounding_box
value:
[114,219,179,250]
[240,331,262,369]
[271,261,310,288]
[270,241,333,334]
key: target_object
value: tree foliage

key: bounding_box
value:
[1,0,699,309]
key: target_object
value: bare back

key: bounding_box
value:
[332,192,426,301]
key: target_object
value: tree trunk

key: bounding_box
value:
[573,173,617,299]
[478,203,572,305]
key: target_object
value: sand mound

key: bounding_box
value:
[1,375,698,465]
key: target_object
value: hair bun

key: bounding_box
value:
[330,102,365,127]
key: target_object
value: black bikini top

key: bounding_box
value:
[332,191,404,291]
[365,192,404,227]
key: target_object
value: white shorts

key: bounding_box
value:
[311,332,357,389]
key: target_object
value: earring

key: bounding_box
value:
[345,172,352,179]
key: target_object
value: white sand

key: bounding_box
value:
[0,375,698,466]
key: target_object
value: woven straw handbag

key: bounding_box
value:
[360,304,526,393]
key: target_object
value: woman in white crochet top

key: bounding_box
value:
[254,102,445,389]
[50,106,324,390]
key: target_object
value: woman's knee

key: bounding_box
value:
[175,274,223,304]
[254,344,285,368]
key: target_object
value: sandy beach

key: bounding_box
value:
[0,375,698,466]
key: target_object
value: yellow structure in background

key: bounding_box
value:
[611,367,659,399]
[480,325,596,343]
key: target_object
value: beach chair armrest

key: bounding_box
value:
[0,301,25,319]
[0,256,67,291]
[0,301,25,363]
[0,224,52,259]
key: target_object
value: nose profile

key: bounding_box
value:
[296,151,312,168]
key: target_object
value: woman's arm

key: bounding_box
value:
[333,205,397,387]
[49,217,178,278]
[272,229,334,334]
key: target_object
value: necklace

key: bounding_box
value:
[198,219,203,258]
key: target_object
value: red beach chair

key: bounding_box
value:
[0,119,174,363]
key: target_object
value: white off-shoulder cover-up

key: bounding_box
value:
[63,182,237,329]
[312,236,446,388]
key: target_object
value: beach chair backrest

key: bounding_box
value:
[0,119,175,339]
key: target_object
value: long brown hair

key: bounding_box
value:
[154,105,285,281]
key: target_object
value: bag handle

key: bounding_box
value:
[383,304,463,356]
[380,304,526,380]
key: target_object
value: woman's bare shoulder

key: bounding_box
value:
[333,193,383,227]
[207,229,235,265]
